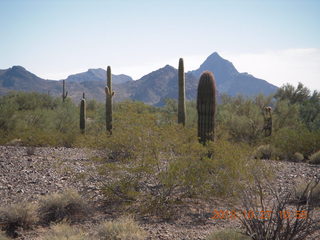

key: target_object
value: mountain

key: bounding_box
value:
[66,68,133,84]
[0,52,278,105]
[0,66,60,96]
[191,52,277,96]
[116,65,198,106]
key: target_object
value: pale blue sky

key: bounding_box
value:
[0,0,319,89]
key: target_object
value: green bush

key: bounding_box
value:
[97,105,263,217]
[206,229,250,240]
[272,100,301,131]
[0,93,79,147]
[95,216,146,240]
[309,150,320,164]
[217,96,264,144]
[0,97,18,131]
[271,127,320,159]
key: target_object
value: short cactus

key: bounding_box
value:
[197,71,217,144]
[178,58,186,126]
[62,80,68,102]
[105,66,114,134]
[80,92,86,134]
[263,106,272,137]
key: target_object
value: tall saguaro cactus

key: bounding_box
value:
[105,66,114,134]
[263,106,272,137]
[62,80,68,102]
[197,71,217,144]
[80,92,86,134]
[178,58,186,126]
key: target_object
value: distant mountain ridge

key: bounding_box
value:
[66,68,133,84]
[190,52,277,96]
[0,52,278,105]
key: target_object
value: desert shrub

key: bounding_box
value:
[0,202,37,237]
[158,98,178,124]
[38,190,88,225]
[271,127,320,159]
[0,92,59,112]
[206,229,250,240]
[252,144,281,160]
[41,223,88,240]
[15,109,51,130]
[50,100,78,134]
[185,100,197,127]
[309,150,320,164]
[238,177,320,240]
[95,216,146,240]
[165,140,257,198]
[0,98,18,132]
[272,100,301,131]
[99,107,263,217]
[300,91,320,130]
[103,176,140,203]
[86,99,100,112]
[0,93,80,147]
[17,128,79,147]
[291,152,304,162]
[217,96,265,144]
[275,83,320,130]
[294,181,320,207]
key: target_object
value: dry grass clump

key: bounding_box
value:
[95,216,146,240]
[38,189,88,225]
[252,144,278,160]
[291,152,304,162]
[0,231,11,240]
[309,150,320,164]
[206,229,250,240]
[0,202,38,237]
[40,223,88,240]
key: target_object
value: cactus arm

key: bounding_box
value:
[105,86,110,95]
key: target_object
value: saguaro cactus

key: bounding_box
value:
[62,80,68,102]
[263,106,272,137]
[105,66,114,134]
[197,71,217,144]
[80,92,86,134]
[178,58,186,126]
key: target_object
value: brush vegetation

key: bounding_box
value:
[0,82,320,237]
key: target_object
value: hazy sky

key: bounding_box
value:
[1,0,319,90]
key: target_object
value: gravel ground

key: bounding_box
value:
[0,145,319,239]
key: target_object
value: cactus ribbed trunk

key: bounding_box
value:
[178,58,186,126]
[62,80,68,102]
[263,106,272,137]
[105,66,114,134]
[80,92,86,134]
[197,71,217,144]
